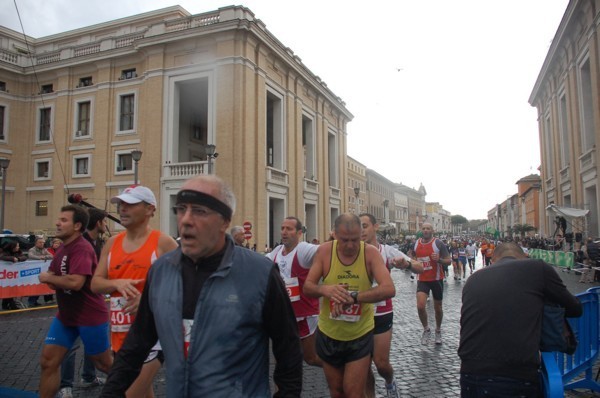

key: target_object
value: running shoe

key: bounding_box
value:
[421,328,431,345]
[56,387,73,398]
[80,377,105,388]
[386,378,399,398]
[435,330,442,345]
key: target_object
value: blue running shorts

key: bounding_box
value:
[45,317,110,356]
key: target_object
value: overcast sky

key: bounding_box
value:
[1,0,569,220]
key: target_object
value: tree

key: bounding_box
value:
[451,215,468,235]
[451,215,468,225]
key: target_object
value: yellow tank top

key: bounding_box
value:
[318,240,374,341]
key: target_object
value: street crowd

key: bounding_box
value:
[1,174,595,397]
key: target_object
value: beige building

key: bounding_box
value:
[529,0,600,238]
[0,6,353,246]
[424,202,450,234]
[347,156,366,215]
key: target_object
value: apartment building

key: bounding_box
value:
[0,6,352,247]
[529,0,600,238]
[347,156,366,215]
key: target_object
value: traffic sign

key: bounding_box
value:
[244,231,253,240]
[243,221,252,231]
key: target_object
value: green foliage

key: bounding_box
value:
[451,215,468,225]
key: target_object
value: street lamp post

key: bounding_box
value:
[353,187,360,214]
[383,199,389,224]
[131,150,142,185]
[0,158,10,232]
[205,144,218,174]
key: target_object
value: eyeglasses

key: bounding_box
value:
[172,204,217,218]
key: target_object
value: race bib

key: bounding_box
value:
[418,256,432,270]
[183,319,193,358]
[329,297,361,322]
[284,277,300,302]
[110,297,134,332]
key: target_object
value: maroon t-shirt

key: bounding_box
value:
[49,235,108,326]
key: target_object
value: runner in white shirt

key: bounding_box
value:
[465,241,478,273]
[360,213,423,398]
[266,216,321,367]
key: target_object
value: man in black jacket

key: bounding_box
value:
[458,242,582,397]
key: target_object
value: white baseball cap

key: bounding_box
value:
[110,185,157,207]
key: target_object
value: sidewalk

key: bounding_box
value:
[1,257,598,397]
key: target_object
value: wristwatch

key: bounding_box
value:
[350,291,359,304]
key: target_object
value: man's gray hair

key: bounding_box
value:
[230,226,244,235]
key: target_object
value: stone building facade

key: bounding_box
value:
[0,6,352,247]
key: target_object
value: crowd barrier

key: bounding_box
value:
[0,260,54,299]
[529,248,575,268]
[541,287,600,397]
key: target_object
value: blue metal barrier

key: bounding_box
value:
[541,287,600,397]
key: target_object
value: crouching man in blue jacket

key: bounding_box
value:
[101,175,302,397]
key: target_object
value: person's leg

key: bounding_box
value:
[341,355,372,398]
[81,354,99,384]
[28,295,40,306]
[301,333,322,367]
[416,291,429,330]
[88,350,113,374]
[434,300,444,331]
[299,317,322,367]
[40,318,77,398]
[59,343,79,389]
[373,329,393,383]
[322,362,345,398]
[39,344,69,398]
[80,322,112,374]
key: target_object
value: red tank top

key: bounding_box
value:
[414,238,444,282]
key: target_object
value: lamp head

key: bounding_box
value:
[205,144,216,157]
[131,150,142,162]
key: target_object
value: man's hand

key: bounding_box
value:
[124,294,141,315]
[323,284,352,305]
[38,270,55,284]
[113,279,144,300]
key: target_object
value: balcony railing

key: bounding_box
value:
[304,178,318,192]
[266,167,288,185]
[163,161,208,179]
[330,187,341,198]
[579,147,596,172]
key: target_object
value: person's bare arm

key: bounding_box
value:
[39,272,86,291]
[303,243,352,304]
[157,233,178,257]
[356,244,395,304]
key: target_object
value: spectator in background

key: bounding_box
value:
[27,237,54,307]
[47,238,62,256]
[1,241,27,262]
[229,225,245,246]
[0,241,27,310]
[580,237,600,283]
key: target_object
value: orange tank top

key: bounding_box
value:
[108,230,160,352]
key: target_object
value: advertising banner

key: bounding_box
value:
[529,249,574,268]
[0,260,54,299]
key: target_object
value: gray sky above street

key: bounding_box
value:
[1,0,569,220]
